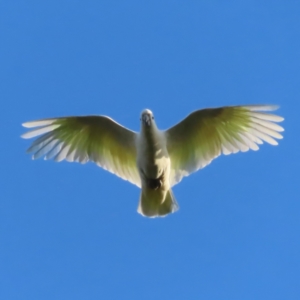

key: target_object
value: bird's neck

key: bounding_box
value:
[141,123,159,141]
[140,124,166,155]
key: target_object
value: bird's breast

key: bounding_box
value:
[137,130,170,185]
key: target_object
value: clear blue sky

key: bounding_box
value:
[1,1,299,299]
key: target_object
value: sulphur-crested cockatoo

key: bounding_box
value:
[22,105,284,217]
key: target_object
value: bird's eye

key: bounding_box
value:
[152,116,154,120]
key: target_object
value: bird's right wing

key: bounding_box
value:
[22,115,141,187]
[165,105,284,186]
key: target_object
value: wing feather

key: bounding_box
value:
[22,116,141,187]
[165,105,284,186]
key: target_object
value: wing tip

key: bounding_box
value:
[21,132,31,139]
[246,104,280,111]
[22,119,57,128]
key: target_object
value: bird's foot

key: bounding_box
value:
[147,178,162,190]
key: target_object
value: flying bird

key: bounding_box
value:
[22,105,284,218]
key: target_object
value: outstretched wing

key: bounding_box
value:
[22,116,141,187]
[165,105,284,186]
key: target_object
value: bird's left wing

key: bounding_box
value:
[164,105,284,186]
[22,116,141,187]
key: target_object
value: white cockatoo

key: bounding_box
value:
[22,105,284,217]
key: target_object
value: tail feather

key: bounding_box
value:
[137,189,179,218]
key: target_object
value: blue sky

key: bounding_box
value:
[1,1,299,299]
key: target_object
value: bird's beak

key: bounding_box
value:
[142,114,151,126]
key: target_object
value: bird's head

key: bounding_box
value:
[140,109,154,127]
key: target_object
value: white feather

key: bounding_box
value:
[21,125,60,139]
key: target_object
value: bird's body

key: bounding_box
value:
[136,110,175,216]
[22,105,284,218]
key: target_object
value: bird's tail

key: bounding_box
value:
[137,188,179,218]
